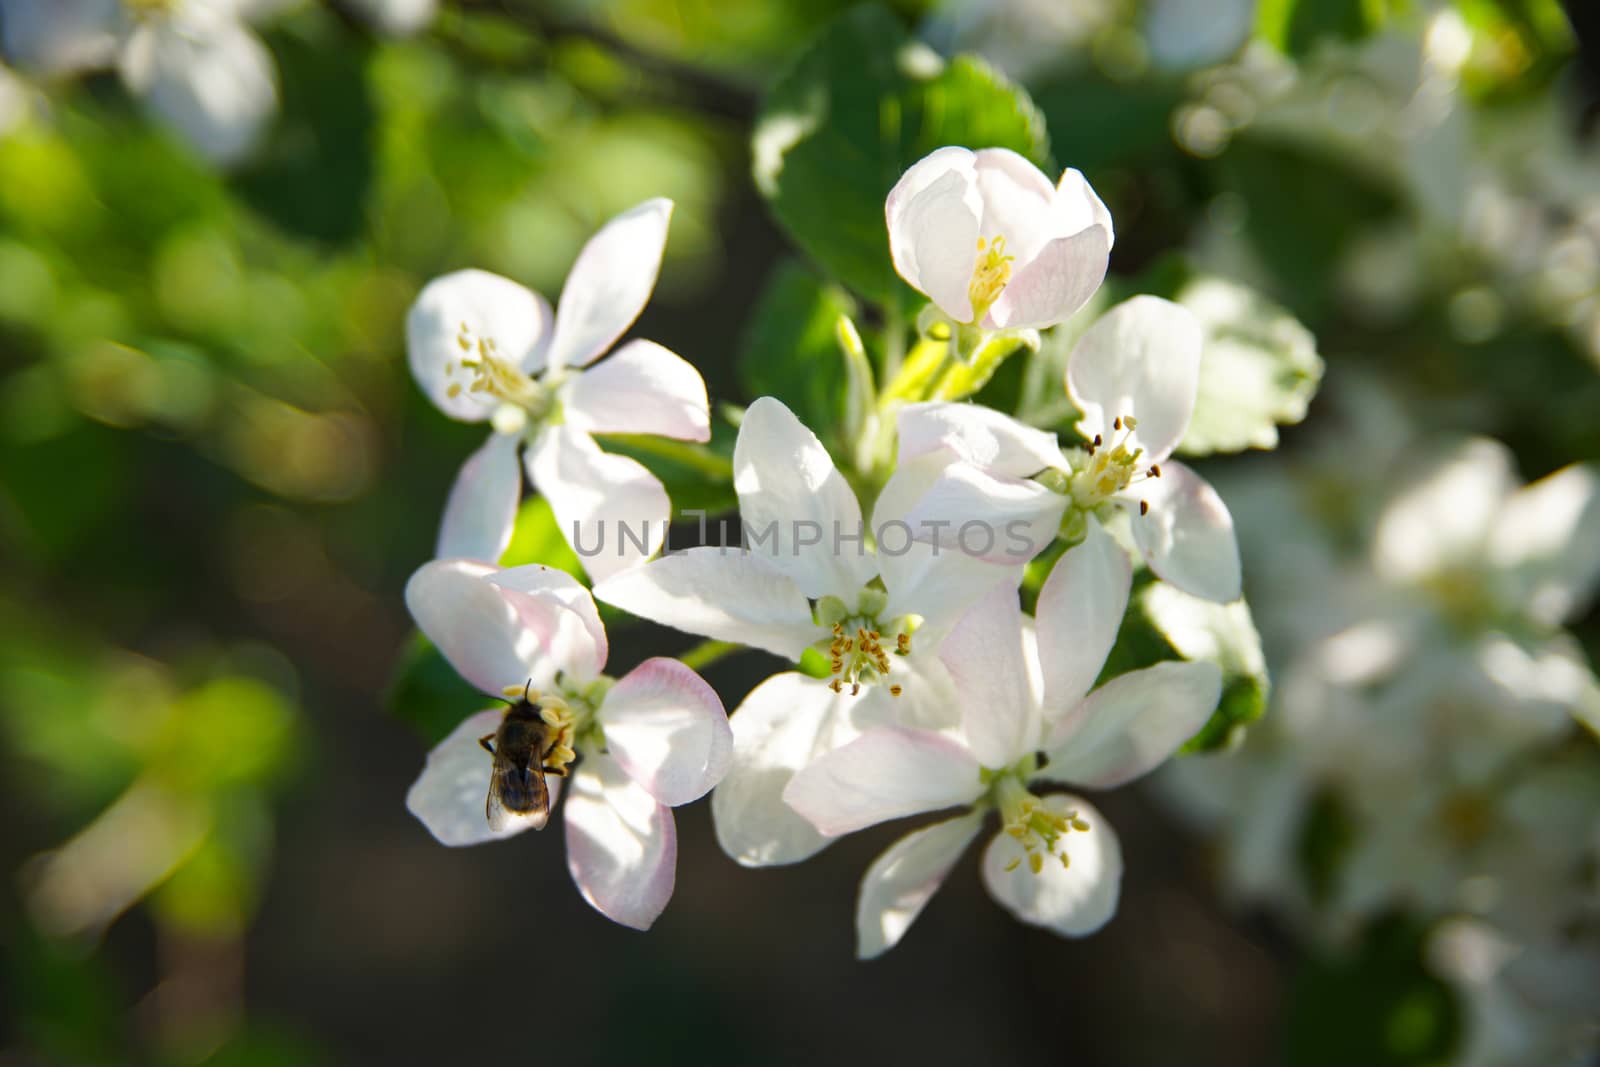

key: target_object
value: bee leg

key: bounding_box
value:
[542,763,568,777]
[478,735,496,755]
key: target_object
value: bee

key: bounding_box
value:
[479,689,574,832]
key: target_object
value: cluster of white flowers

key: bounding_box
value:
[1159,383,1600,1063]
[399,146,1243,945]
[0,0,435,165]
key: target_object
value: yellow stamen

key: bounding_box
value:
[967,235,1014,322]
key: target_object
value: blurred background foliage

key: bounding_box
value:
[0,0,1595,1064]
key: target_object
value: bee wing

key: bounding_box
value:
[486,765,553,833]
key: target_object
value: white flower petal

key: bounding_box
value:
[1067,295,1204,462]
[1127,462,1241,602]
[485,563,609,679]
[1042,660,1221,789]
[940,585,1040,769]
[896,401,1064,477]
[733,397,874,598]
[120,19,277,167]
[887,147,982,322]
[525,424,670,583]
[1035,519,1132,710]
[873,452,1025,644]
[1056,167,1115,248]
[406,710,556,846]
[563,755,675,930]
[404,560,546,694]
[981,794,1122,936]
[712,674,879,866]
[856,813,984,959]
[782,726,983,837]
[436,432,522,563]
[544,198,673,372]
[986,227,1110,331]
[563,339,710,443]
[602,658,731,807]
[1372,437,1516,584]
[971,148,1057,265]
[406,269,553,421]
[592,547,816,660]
[904,462,1065,566]
[1487,461,1600,626]
[0,0,121,75]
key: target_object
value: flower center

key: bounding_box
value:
[812,591,914,697]
[498,673,612,773]
[967,236,1014,323]
[989,766,1090,875]
[1066,415,1162,514]
[447,321,552,420]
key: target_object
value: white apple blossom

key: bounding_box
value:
[903,294,1242,602]
[594,396,1020,866]
[0,0,281,166]
[783,523,1220,956]
[402,559,731,930]
[406,199,710,581]
[886,146,1113,330]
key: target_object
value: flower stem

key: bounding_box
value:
[678,639,741,672]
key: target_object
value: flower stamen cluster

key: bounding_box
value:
[448,321,550,413]
[1070,414,1163,514]
[991,767,1091,874]
[967,235,1015,323]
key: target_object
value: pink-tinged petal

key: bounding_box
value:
[985,227,1109,331]
[856,813,984,959]
[713,674,878,866]
[982,794,1122,937]
[1056,168,1115,249]
[406,269,553,421]
[1042,660,1221,789]
[1489,462,1600,626]
[733,397,874,598]
[404,560,547,695]
[544,198,672,371]
[592,547,816,661]
[903,463,1065,566]
[1035,520,1132,711]
[487,564,609,679]
[782,727,984,837]
[603,658,731,807]
[1066,295,1204,461]
[1127,462,1241,602]
[436,432,522,563]
[1373,437,1515,585]
[525,425,670,584]
[563,339,711,443]
[873,452,1026,644]
[887,147,981,320]
[896,401,1064,477]
[407,710,560,846]
[940,585,1040,768]
[563,755,675,931]
[972,148,1056,266]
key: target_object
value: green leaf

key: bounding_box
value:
[753,5,1050,306]
[1285,915,1462,1067]
[736,260,858,440]
[500,495,585,576]
[1255,0,1397,56]
[386,631,486,747]
[1175,276,1324,456]
[1096,572,1271,753]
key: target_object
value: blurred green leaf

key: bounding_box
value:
[1285,915,1461,1067]
[754,4,1049,306]
[737,260,857,442]
[1172,275,1324,456]
[387,631,486,746]
[157,678,298,793]
[1256,0,1396,56]
[500,495,585,576]
[234,17,375,244]
[1096,571,1270,753]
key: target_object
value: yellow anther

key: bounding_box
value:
[967,234,1014,322]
